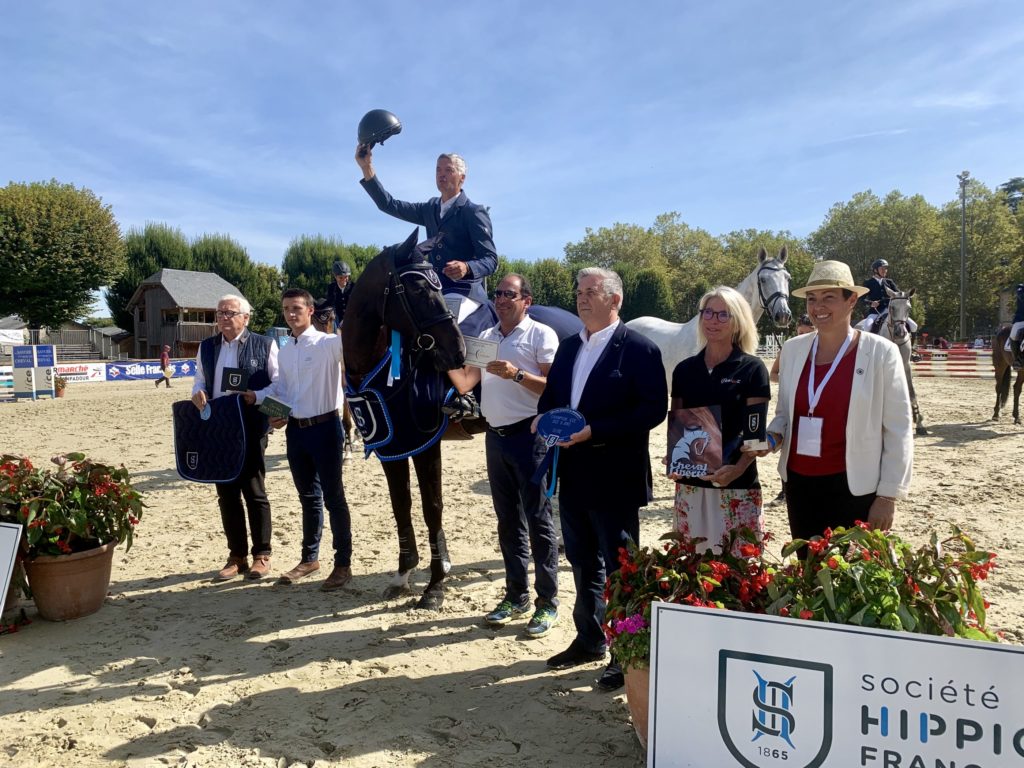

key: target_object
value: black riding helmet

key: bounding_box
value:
[871,258,889,273]
[332,260,351,277]
[358,109,402,149]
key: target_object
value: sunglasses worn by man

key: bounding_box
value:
[493,290,522,300]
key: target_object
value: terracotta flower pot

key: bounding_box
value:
[624,666,651,750]
[24,541,115,621]
[55,388,66,398]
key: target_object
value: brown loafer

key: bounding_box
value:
[216,556,249,581]
[247,555,271,580]
[278,560,320,584]
[320,565,352,592]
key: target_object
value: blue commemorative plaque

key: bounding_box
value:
[536,408,586,447]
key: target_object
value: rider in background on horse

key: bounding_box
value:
[856,259,918,334]
[325,260,355,331]
[1009,283,1024,370]
[356,145,498,338]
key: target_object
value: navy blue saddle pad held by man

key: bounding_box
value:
[172,395,247,483]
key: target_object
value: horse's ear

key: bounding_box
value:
[758,246,768,263]
[907,287,915,298]
[401,229,419,254]
[778,245,788,263]
[885,286,896,298]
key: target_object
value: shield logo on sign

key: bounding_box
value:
[718,650,833,768]
[748,412,761,434]
[187,452,199,470]
[228,373,242,388]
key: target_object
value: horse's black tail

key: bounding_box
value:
[995,328,1011,409]
[997,365,1011,409]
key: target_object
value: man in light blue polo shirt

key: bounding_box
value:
[449,274,560,636]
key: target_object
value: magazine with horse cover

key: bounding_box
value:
[666,406,723,478]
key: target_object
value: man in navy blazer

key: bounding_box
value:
[355,146,498,335]
[536,268,667,691]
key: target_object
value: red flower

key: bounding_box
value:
[827,557,839,570]
[779,606,789,617]
[739,543,761,558]
[799,609,813,620]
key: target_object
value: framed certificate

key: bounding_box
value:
[464,337,499,368]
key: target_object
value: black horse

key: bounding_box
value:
[342,231,465,610]
[993,327,1023,425]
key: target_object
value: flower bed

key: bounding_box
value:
[605,524,999,671]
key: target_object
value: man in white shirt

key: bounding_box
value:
[242,289,354,591]
[448,275,560,637]
[192,294,280,581]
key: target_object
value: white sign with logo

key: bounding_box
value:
[1,522,23,615]
[649,603,1024,768]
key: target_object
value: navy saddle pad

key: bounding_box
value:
[172,396,247,483]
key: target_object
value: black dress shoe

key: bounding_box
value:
[597,661,624,691]
[546,642,607,670]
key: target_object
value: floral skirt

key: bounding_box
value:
[672,483,763,552]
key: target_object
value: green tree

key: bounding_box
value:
[281,235,378,298]
[0,180,125,328]
[105,223,191,330]
[620,268,673,321]
[563,222,667,273]
[998,177,1024,215]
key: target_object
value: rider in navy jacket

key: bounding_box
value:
[356,147,497,306]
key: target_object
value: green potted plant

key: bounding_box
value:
[604,528,773,747]
[766,523,998,641]
[0,452,144,621]
[53,375,67,397]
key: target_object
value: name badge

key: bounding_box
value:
[796,416,823,457]
[222,367,249,392]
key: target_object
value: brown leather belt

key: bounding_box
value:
[487,417,534,438]
[288,410,338,428]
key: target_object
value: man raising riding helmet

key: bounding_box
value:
[355,139,498,338]
[856,258,918,333]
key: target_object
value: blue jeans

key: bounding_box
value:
[285,416,352,567]
[559,498,639,653]
[484,429,559,607]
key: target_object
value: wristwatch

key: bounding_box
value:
[513,368,526,383]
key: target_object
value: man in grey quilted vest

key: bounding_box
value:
[191,294,279,580]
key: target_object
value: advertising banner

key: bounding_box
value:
[105,360,196,381]
[649,603,1024,768]
[55,363,108,383]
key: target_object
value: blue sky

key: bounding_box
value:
[2,1,1021,276]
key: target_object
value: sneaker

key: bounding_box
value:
[525,603,558,637]
[485,596,532,626]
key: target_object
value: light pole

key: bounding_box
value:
[957,171,970,341]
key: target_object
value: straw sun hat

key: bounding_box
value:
[791,260,870,299]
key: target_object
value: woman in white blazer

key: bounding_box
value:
[756,261,913,542]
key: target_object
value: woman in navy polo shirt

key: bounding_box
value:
[668,286,770,550]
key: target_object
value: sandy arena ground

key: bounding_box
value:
[1,375,1022,767]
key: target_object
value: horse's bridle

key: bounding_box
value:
[757,261,791,315]
[887,298,910,342]
[382,257,456,352]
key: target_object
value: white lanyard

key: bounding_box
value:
[806,331,854,416]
